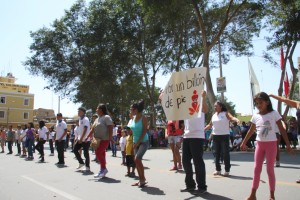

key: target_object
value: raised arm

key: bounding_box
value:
[269,94,300,108]
[226,112,240,124]
[201,91,208,114]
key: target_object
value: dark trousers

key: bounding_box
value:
[74,142,90,168]
[213,135,231,172]
[56,140,65,164]
[49,139,54,154]
[35,140,45,157]
[182,138,207,190]
[17,141,21,154]
[7,141,13,153]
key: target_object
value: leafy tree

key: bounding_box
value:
[263,0,300,116]
[141,0,264,107]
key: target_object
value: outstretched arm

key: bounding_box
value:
[269,94,300,108]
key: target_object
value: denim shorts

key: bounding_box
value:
[168,136,182,144]
[134,140,148,160]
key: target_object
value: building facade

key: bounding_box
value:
[0,73,34,128]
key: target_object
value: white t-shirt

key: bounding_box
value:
[38,126,48,140]
[251,110,281,142]
[233,138,242,146]
[21,129,27,142]
[49,131,55,140]
[74,126,79,139]
[55,120,67,140]
[112,127,118,136]
[15,129,21,140]
[119,136,127,151]
[184,112,205,139]
[78,116,91,141]
[212,111,230,135]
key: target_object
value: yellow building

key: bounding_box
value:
[0,73,34,128]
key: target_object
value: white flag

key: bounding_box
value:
[248,58,260,100]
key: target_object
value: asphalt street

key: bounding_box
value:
[0,144,299,200]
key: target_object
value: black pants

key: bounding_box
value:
[35,140,46,157]
[7,141,13,153]
[49,139,54,154]
[17,141,21,154]
[182,138,207,190]
[74,141,90,168]
[56,140,65,164]
[213,135,231,172]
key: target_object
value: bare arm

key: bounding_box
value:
[269,94,300,108]
[226,112,240,124]
[201,91,208,114]
[240,123,256,150]
[204,120,213,131]
[277,120,294,155]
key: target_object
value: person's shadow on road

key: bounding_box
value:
[140,186,166,196]
[96,177,121,184]
[184,193,233,200]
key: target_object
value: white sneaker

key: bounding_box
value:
[49,153,54,156]
[99,168,108,178]
[224,172,230,177]
[85,167,90,171]
[77,164,85,169]
[94,171,101,178]
[213,171,221,176]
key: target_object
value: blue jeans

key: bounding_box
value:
[111,136,118,156]
[213,135,231,172]
[27,138,34,157]
[182,138,207,190]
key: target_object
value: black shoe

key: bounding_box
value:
[191,189,207,195]
[180,187,195,192]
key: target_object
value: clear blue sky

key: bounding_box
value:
[0,0,299,117]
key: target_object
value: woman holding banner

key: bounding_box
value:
[180,91,208,195]
[205,101,239,177]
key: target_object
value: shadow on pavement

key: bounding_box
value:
[226,175,253,181]
[276,165,300,169]
[184,193,233,200]
[97,177,121,183]
[140,186,166,196]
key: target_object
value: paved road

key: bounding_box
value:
[0,144,299,200]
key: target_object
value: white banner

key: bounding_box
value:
[161,67,207,120]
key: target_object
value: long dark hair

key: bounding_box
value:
[253,92,273,112]
[131,100,145,113]
[215,101,228,112]
[97,104,108,115]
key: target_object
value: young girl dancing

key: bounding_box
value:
[241,92,294,200]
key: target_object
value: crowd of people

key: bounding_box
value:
[0,92,299,199]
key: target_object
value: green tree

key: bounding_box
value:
[141,0,264,107]
[263,0,300,116]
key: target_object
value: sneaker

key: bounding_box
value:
[180,187,195,192]
[85,167,90,171]
[178,164,183,170]
[263,160,267,164]
[170,166,178,171]
[99,168,108,178]
[94,171,101,178]
[213,171,221,176]
[275,161,280,167]
[49,153,54,156]
[224,172,230,177]
[77,163,85,170]
[191,188,207,195]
